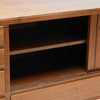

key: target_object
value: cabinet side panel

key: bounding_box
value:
[95,14,100,70]
[86,15,98,71]
[4,26,10,100]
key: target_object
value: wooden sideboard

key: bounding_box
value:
[0,0,100,100]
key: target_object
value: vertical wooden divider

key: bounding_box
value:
[4,25,10,100]
[95,14,100,70]
[86,15,98,71]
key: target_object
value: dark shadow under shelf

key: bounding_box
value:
[10,44,87,93]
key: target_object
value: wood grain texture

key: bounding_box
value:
[0,1,99,99]
[1,8,100,26]
[0,1,100,25]
[0,71,5,96]
[86,15,98,71]
[0,97,5,100]
[0,49,5,69]
[95,14,100,70]
[0,0,100,20]
[4,26,10,100]
[11,75,100,100]
[0,26,4,48]
[10,40,86,55]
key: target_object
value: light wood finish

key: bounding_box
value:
[0,71,5,96]
[10,40,86,55]
[0,1,100,25]
[86,15,98,71]
[95,14,100,70]
[1,8,100,26]
[0,26,4,47]
[0,1,99,100]
[0,0,100,20]
[0,97,5,100]
[4,26,10,100]
[0,49,5,69]
[11,75,100,100]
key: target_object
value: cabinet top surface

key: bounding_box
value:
[0,0,100,23]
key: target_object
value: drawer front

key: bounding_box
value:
[11,76,100,100]
[0,26,4,47]
[0,49,4,68]
[0,97,5,100]
[0,71,5,96]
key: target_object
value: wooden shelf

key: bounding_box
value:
[10,39,86,55]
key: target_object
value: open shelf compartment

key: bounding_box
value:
[10,44,87,93]
[9,16,88,55]
[9,15,89,94]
